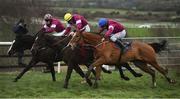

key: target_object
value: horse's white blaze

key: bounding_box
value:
[7,40,15,54]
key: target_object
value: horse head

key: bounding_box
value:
[68,31,103,50]
[31,29,67,55]
[67,31,84,50]
[31,30,48,55]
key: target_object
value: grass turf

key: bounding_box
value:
[0,69,179,98]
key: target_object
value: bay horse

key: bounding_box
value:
[68,32,143,80]
[68,31,175,88]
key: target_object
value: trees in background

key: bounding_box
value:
[0,0,52,24]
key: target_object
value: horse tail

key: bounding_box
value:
[148,40,167,53]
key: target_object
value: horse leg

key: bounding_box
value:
[87,58,105,88]
[47,62,56,81]
[85,63,111,78]
[14,59,37,82]
[94,66,102,88]
[73,65,92,86]
[133,60,156,87]
[63,63,73,88]
[123,63,143,77]
[85,63,96,77]
[149,61,175,84]
[116,65,130,81]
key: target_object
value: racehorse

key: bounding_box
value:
[68,31,143,80]
[13,29,60,82]
[68,31,175,88]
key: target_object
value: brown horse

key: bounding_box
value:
[68,32,175,88]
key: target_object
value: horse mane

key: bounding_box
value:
[83,32,102,37]
[79,32,103,46]
[83,32,102,40]
[86,31,101,35]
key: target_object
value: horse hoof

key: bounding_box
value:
[122,76,130,81]
[134,73,143,77]
[170,79,176,84]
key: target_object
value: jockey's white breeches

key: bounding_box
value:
[110,30,126,42]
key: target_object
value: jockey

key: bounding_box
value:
[43,14,69,36]
[64,13,90,33]
[98,18,127,52]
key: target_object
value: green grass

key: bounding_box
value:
[0,69,179,98]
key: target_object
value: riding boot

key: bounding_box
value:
[115,39,126,53]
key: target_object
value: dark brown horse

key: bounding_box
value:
[13,29,59,82]
[68,31,175,88]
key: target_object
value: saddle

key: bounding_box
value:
[114,41,131,53]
